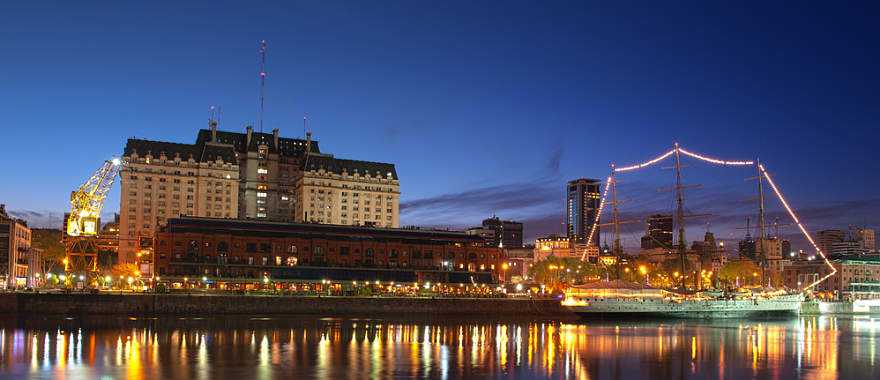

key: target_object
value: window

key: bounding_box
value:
[275,256,282,266]
[257,168,268,174]
[286,256,298,266]
[257,192,267,198]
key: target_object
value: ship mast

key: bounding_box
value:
[756,159,767,286]
[673,143,687,289]
[610,164,622,278]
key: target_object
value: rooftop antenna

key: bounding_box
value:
[258,40,268,133]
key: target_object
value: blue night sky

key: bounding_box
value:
[1,1,878,246]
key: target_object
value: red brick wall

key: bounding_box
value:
[155,230,505,278]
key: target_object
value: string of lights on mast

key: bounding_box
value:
[580,144,837,291]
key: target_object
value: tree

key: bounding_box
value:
[31,229,65,273]
[718,259,761,287]
[110,263,140,279]
[529,256,602,290]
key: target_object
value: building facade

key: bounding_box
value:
[295,155,400,228]
[640,214,673,250]
[467,216,523,248]
[153,217,505,283]
[194,125,319,221]
[817,229,846,256]
[120,138,240,263]
[120,124,400,263]
[534,235,572,261]
[566,178,602,243]
[783,255,880,296]
[0,204,33,288]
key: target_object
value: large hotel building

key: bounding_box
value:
[119,123,400,263]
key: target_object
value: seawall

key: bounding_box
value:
[0,293,573,318]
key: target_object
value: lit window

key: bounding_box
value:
[257,192,267,198]
[257,168,268,174]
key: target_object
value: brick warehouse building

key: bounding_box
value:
[154,217,506,284]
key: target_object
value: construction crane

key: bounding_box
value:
[64,158,123,273]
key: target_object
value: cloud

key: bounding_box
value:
[7,209,66,229]
[6,209,120,229]
[401,145,564,228]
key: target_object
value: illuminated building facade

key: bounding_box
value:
[154,217,505,283]
[566,178,602,243]
[534,235,570,261]
[120,137,240,263]
[295,155,400,228]
[194,125,318,221]
[0,204,32,288]
[784,255,880,297]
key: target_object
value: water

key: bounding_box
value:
[0,315,877,379]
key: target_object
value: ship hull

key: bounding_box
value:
[566,295,803,319]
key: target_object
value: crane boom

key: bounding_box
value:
[66,158,123,237]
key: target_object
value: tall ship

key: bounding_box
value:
[559,144,831,318]
[562,281,803,318]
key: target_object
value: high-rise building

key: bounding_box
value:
[640,214,673,250]
[120,138,240,263]
[566,178,602,243]
[0,204,33,289]
[295,155,400,228]
[817,229,846,255]
[467,216,523,248]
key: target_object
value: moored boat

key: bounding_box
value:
[562,280,803,318]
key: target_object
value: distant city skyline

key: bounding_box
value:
[1,1,878,246]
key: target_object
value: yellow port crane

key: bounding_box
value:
[64,158,123,273]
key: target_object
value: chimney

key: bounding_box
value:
[272,128,279,149]
[246,125,253,147]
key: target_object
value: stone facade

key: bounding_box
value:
[295,155,399,228]
[120,139,240,263]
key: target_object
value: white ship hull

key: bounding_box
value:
[564,294,803,319]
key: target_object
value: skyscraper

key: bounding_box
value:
[566,178,602,243]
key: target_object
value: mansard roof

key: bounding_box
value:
[123,139,236,164]
[303,155,398,180]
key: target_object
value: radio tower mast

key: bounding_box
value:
[258,40,268,133]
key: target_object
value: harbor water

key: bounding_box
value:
[0,315,877,379]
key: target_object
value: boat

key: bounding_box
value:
[562,280,803,318]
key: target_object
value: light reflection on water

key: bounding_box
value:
[0,315,877,379]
